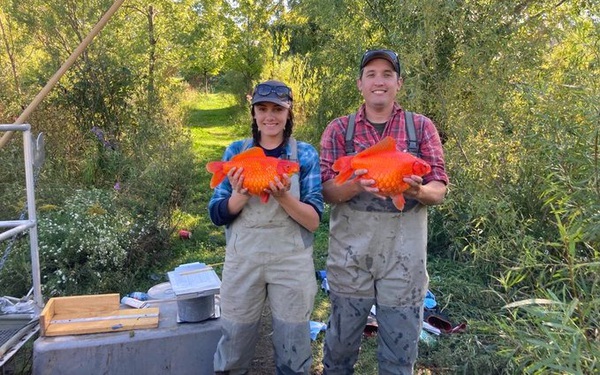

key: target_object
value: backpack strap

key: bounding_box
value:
[344,113,357,155]
[404,111,419,156]
[344,111,419,156]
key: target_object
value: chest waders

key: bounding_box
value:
[323,119,429,375]
[214,138,317,375]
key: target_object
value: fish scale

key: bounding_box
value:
[241,164,279,195]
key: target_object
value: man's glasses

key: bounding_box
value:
[360,49,401,74]
[255,84,292,100]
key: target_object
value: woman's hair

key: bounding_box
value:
[250,105,294,146]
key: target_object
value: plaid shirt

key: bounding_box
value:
[320,102,449,185]
[209,139,324,226]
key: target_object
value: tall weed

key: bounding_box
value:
[497,291,599,374]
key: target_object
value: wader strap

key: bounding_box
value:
[345,114,357,155]
[344,111,418,156]
[404,111,419,156]
[242,138,253,150]
[287,137,298,162]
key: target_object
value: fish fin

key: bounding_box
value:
[333,156,354,184]
[392,194,406,211]
[355,136,396,158]
[413,159,432,176]
[206,161,226,188]
[334,169,355,184]
[231,147,265,161]
[260,192,270,203]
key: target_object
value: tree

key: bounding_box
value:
[178,0,229,92]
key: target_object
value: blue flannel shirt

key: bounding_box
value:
[208,139,324,226]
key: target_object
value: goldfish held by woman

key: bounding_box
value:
[333,136,431,210]
[206,147,300,203]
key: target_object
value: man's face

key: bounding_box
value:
[357,58,402,110]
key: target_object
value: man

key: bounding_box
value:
[319,49,449,374]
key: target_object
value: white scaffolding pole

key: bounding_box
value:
[0,123,42,308]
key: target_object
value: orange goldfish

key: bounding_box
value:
[206,147,300,203]
[333,136,431,210]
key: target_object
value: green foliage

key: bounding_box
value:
[0,142,26,218]
[34,189,132,297]
[496,292,599,374]
[177,0,229,92]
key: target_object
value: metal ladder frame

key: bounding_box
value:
[0,123,43,367]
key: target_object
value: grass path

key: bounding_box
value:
[166,92,246,270]
[183,92,244,160]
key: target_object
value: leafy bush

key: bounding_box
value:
[36,188,134,296]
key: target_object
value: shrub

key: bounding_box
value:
[36,188,134,296]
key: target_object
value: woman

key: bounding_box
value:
[209,80,323,375]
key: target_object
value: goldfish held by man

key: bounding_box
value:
[206,147,300,203]
[333,136,431,210]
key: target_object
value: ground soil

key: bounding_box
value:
[249,305,325,375]
[249,305,276,374]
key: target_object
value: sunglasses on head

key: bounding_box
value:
[255,84,292,99]
[361,49,401,73]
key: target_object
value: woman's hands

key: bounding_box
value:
[266,174,292,199]
[226,167,251,215]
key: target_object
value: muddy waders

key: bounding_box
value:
[323,194,428,375]
[214,176,316,375]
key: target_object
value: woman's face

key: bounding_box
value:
[254,102,289,139]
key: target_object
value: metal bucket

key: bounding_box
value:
[177,296,215,323]
[148,282,216,323]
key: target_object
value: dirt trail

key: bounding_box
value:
[249,305,275,374]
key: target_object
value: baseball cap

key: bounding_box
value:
[359,49,401,75]
[251,80,293,109]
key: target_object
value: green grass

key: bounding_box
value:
[176,90,504,375]
[161,92,248,278]
[183,92,245,157]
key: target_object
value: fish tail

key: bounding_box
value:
[260,192,270,203]
[206,161,226,188]
[392,194,406,211]
[333,156,354,184]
